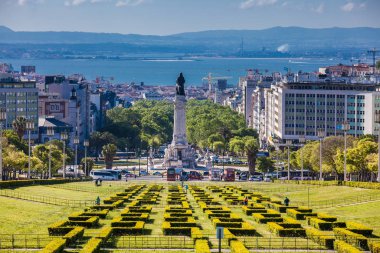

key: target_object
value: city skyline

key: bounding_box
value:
[0,0,379,35]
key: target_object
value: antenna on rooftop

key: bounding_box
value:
[367,48,378,74]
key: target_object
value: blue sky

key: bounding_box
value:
[0,0,379,35]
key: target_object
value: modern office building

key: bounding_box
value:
[0,74,39,140]
[264,80,380,145]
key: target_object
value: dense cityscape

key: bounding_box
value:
[1,0,380,252]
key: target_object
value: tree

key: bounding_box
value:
[346,138,377,181]
[3,130,28,153]
[12,117,27,140]
[90,131,117,156]
[2,145,28,180]
[256,157,274,173]
[102,144,117,169]
[212,141,225,155]
[32,142,64,178]
[376,60,380,70]
[80,157,95,176]
[243,136,259,175]
[229,138,245,156]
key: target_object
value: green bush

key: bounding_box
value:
[253,213,283,224]
[342,181,380,190]
[40,238,66,253]
[96,227,112,241]
[0,178,88,189]
[334,240,362,253]
[306,228,335,249]
[79,238,102,253]
[48,221,71,236]
[333,228,369,250]
[68,216,99,228]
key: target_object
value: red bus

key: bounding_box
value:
[167,168,176,181]
[221,168,235,181]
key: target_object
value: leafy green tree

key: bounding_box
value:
[32,142,63,177]
[244,136,260,175]
[3,130,28,153]
[90,131,117,156]
[12,117,27,140]
[102,143,117,169]
[376,60,380,70]
[2,145,28,180]
[212,141,225,155]
[229,138,245,156]
[256,157,274,173]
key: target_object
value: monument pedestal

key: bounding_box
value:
[163,94,196,169]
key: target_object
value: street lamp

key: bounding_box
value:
[47,127,54,179]
[26,119,35,179]
[60,131,68,178]
[375,112,380,182]
[317,129,325,181]
[342,121,350,181]
[0,108,6,181]
[73,135,79,178]
[299,135,306,181]
[285,139,292,180]
[84,139,89,176]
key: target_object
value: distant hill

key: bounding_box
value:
[0,26,379,58]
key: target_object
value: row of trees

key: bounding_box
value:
[287,135,379,181]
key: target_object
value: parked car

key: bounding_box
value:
[153,171,163,176]
[140,171,149,176]
[263,176,272,182]
[249,176,262,182]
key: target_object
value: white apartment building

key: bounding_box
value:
[264,81,380,144]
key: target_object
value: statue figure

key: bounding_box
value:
[176,73,185,96]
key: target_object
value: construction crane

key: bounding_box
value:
[202,73,232,92]
[367,48,378,74]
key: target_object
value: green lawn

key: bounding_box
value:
[0,180,379,250]
[0,196,78,234]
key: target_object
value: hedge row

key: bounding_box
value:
[308,217,346,231]
[334,240,362,253]
[346,221,373,236]
[40,238,66,253]
[274,179,380,189]
[306,228,335,249]
[333,228,369,250]
[79,238,102,253]
[230,239,249,253]
[194,239,211,253]
[267,222,306,237]
[370,241,380,253]
[0,178,89,189]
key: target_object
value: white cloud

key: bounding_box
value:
[16,0,45,6]
[65,0,87,6]
[239,0,277,9]
[314,3,324,13]
[359,2,366,8]
[341,2,354,12]
[115,0,144,7]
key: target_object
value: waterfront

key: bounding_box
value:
[0,57,352,85]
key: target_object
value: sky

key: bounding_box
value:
[0,0,379,35]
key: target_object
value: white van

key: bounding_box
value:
[90,170,118,181]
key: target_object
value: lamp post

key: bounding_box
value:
[299,135,306,181]
[60,131,68,178]
[47,127,54,179]
[73,135,79,178]
[285,139,292,180]
[342,121,350,181]
[375,112,380,182]
[138,148,141,177]
[84,139,89,176]
[317,129,325,181]
[0,108,6,181]
[26,119,35,179]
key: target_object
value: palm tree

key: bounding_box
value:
[12,117,27,140]
[102,144,117,170]
[244,136,259,175]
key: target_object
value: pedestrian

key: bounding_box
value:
[284,197,290,206]
[244,196,248,206]
[96,196,100,205]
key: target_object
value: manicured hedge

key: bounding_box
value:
[194,239,210,253]
[79,238,102,253]
[308,218,346,231]
[230,240,249,253]
[253,213,283,224]
[96,227,112,241]
[62,227,84,244]
[48,221,71,235]
[267,222,306,237]
[0,178,89,189]
[40,238,66,253]
[333,228,369,250]
[370,241,380,253]
[342,181,380,190]
[334,240,362,253]
[228,222,256,236]
[68,216,99,227]
[346,221,373,236]
[306,228,335,249]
